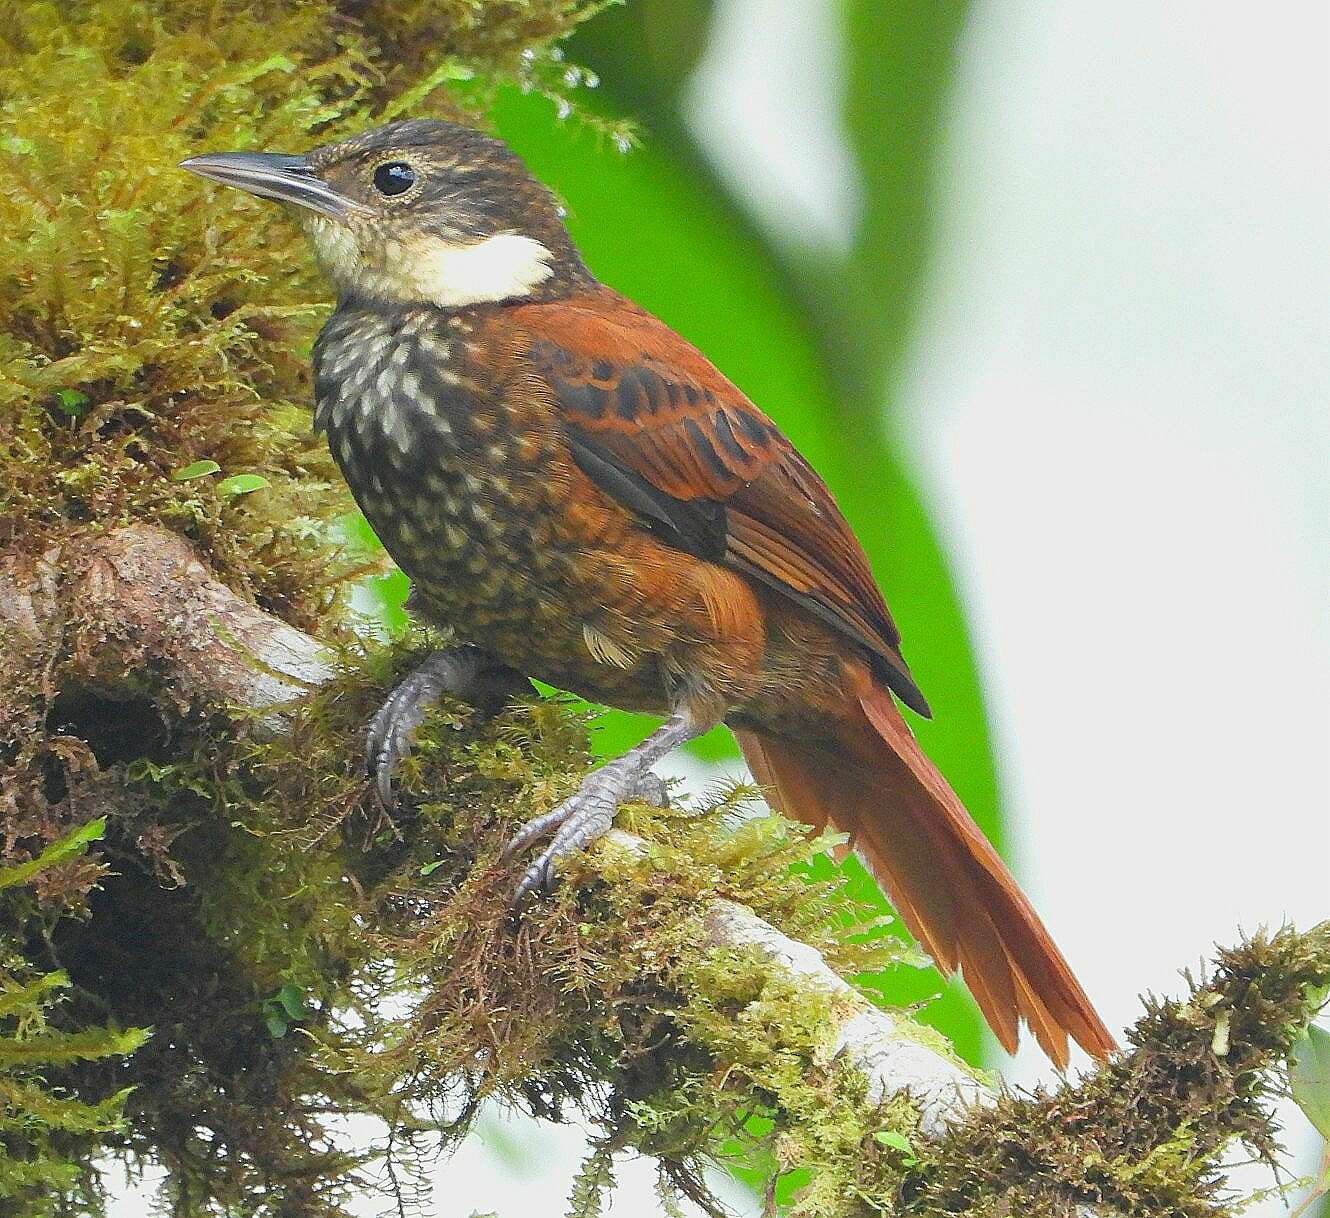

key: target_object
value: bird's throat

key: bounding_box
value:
[304,216,554,309]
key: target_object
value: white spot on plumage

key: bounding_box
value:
[420,335,452,361]
[389,414,414,455]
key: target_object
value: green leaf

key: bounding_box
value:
[274,983,309,1022]
[216,473,270,497]
[53,388,89,417]
[1,135,35,155]
[1292,1024,1330,1139]
[172,459,221,481]
[419,859,445,877]
[265,1012,288,1039]
[873,1129,918,1164]
[0,818,106,891]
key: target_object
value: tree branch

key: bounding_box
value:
[0,523,991,1123]
[5,524,1323,1218]
[1,525,333,737]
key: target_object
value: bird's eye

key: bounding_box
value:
[372,161,416,197]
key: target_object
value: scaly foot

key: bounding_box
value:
[504,767,670,904]
[502,710,706,904]
[366,644,528,807]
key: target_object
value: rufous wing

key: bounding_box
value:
[508,288,930,715]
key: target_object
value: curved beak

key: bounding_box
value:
[179,151,364,219]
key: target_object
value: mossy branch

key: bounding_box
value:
[2,525,1325,1216]
[0,2,1324,1213]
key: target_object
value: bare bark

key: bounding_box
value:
[1,525,332,736]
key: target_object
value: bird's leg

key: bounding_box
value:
[366,644,529,807]
[505,710,707,904]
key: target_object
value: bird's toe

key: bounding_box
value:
[364,679,433,808]
[630,770,669,809]
[505,768,634,904]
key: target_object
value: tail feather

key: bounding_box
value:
[736,683,1114,1069]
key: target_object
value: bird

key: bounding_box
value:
[181,119,1115,1068]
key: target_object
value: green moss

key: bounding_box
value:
[2,3,1326,1215]
[902,923,1330,1218]
[0,0,621,635]
[246,652,922,1217]
[5,593,1328,1217]
[0,826,147,1218]
[0,2,635,1211]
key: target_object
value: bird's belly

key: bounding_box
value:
[330,421,667,710]
[350,454,565,632]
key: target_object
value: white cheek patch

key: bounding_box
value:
[404,232,555,307]
[302,220,555,308]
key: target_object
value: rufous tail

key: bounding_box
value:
[736,682,1115,1069]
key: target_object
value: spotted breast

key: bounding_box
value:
[315,304,552,624]
[312,302,665,704]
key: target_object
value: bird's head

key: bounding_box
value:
[181,119,589,309]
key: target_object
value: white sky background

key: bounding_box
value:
[111,2,1327,1213]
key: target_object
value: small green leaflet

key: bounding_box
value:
[274,982,309,1022]
[172,459,221,481]
[54,388,89,417]
[873,1129,918,1164]
[217,473,270,497]
[1292,1024,1330,1140]
[419,860,445,877]
[262,982,310,1038]
[0,818,106,890]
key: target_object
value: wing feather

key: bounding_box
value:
[509,288,931,716]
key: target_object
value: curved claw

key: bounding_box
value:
[365,646,528,809]
[505,768,671,906]
[500,805,572,862]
